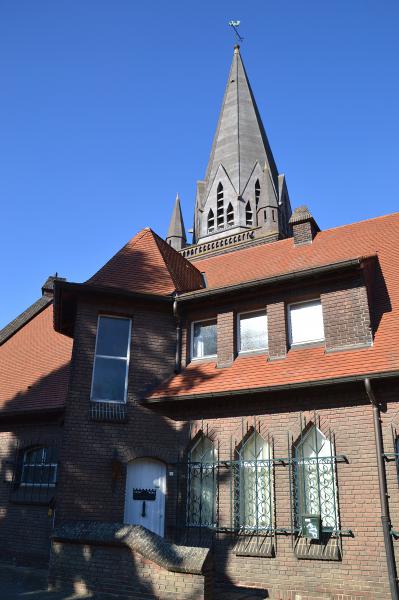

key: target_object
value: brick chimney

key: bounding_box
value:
[289,205,320,245]
[42,274,66,297]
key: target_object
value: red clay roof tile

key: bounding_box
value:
[0,304,72,414]
[148,212,399,400]
[86,228,202,295]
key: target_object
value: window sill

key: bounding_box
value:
[190,356,217,364]
[233,533,274,558]
[238,349,268,358]
[90,401,128,423]
[9,487,55,506]
[289,340,325,351]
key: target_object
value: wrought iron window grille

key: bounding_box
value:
[172,416,351,549]
[7,439,59,506]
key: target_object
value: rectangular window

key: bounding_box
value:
[238,311,268,353]
[91,316,131,403]
[288,300,324,346]
[191,320,217,359]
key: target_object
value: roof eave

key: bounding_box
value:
[54,280,174,337]
[176,256,376,303]
[144,369,399,405]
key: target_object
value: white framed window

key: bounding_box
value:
[288,299,325,346]
[91,315,131,403]
[21,447,57,487]
[191,319,217,359]
[238,311,268,353]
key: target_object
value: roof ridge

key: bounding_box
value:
[151,230,203,292]
[320,211,399,235]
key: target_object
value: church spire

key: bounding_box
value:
[205,45,278,196]
[166,194,186,251]
[193,46,291,246]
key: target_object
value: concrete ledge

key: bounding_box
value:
[51,521,210,575]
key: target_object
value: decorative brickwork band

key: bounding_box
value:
[267,302,287,360]
[217,311,235,368]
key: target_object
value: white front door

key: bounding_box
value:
[124,458,166,537]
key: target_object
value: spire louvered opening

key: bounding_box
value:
[226,203,234,226]
[207,209,215,233]
[255,180,260,208]
[245,201,253,226]
[217,183,224,229]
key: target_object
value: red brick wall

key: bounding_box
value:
[57,298,188,525]
[49,540,212,600]
[168,380,399,599]
[321,277,373,352]
[0,424,62,566]
[56,288,395,598]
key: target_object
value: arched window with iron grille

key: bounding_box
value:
[187,435,217,527]
[237,431,273,532]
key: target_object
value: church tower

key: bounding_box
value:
[167,45,292,252]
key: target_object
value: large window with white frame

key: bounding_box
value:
[288,299,325,346]
[91,316,131,403]
[238,311,268,353]
[191,319,217,359]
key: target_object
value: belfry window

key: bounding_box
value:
[226,203,234,226]
[237,431,273,532]
[294,425,339,531]
[187,436,217,527]
[207,209,215,233]
[91,316,131,403]
[245,201,253,226]
[217,183,224,229]
[255,179,260,208]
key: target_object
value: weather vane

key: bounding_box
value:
[228,20,244,43]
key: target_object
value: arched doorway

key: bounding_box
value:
[124,458,166,537]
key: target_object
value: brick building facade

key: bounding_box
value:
[1,46,399,599]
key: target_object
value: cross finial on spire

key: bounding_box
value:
[228,20,244,44]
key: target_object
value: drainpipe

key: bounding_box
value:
[364,377,398,600]
[173,297,182,374]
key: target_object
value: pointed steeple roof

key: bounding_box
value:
[86,228,202,295]
[204,45,279,196]
[166,194,186,248]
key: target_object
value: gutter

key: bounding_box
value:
[173,297,182,374]
[144,369,399,404]
[364,378,399,600]
[175,257,373,303]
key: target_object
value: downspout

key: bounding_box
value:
[364,377,398,600]
[173,297,182,374]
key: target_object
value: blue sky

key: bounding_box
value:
[1,1,398,328]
